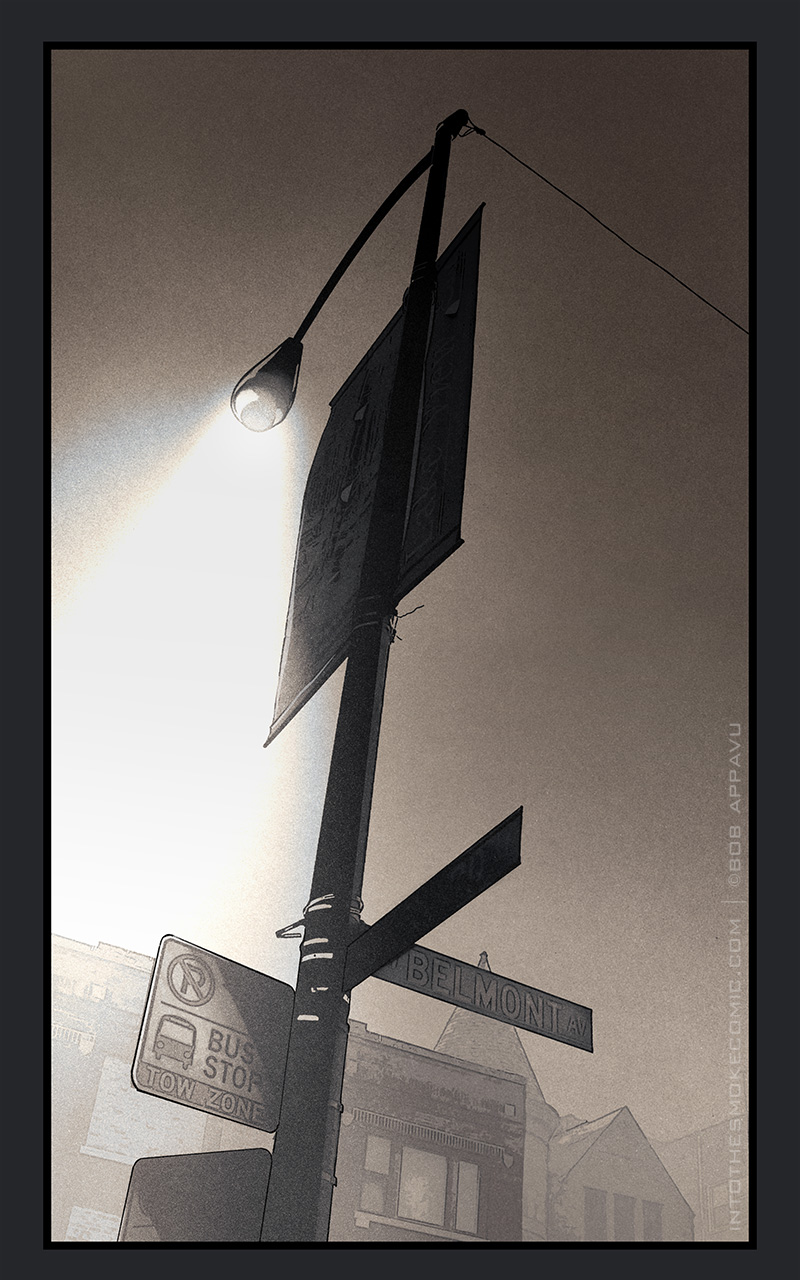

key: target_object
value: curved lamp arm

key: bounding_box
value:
[231,109,469,431]
[294,149,433,342]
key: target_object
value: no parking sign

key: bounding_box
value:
[132,936,293,1133]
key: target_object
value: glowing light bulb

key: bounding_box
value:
[230,336,303,431]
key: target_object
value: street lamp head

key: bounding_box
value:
[231,336,303,431]
[230,115,472,436]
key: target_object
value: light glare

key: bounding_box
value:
[51,405,324,978]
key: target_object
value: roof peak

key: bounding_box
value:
[432,950,548,1104]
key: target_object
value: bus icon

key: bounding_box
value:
[153,1015,196,1068]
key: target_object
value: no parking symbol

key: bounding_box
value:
[167,952,215,1006]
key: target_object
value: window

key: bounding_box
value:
[584,1187,607,1241]
[455,1161,479,1234]
[364,1134,391,1174]
[361,1134,391,1216]
[360,1180,385,1214]
[81,1056,205,1164]
[65,1206,120,1242]
[398,1147,447,1226]
[711,1182,729,1229]
[613,1193,635,1241]
[643,1199,663,1242]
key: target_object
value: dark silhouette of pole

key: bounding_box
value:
[260,108,469,1244]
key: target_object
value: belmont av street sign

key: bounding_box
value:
[372,944,593,1053]
[132,937,293,1132]
[341,804,592,1052]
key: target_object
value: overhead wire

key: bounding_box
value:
[463,121,748,336]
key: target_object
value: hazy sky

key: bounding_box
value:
[52,47,748,1145]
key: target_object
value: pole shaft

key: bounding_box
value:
[261,109,467,1244]
[260,619,393,1242]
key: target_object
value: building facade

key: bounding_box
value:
[331,1021,526,1242]
[52,936,695,1244]
[654,1116,750,1242]
[547,1108,694,1242]
[51,936,272,1243]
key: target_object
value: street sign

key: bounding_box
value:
[118,1148,271,1242]
[373,944,593,1053]
[266,206,484,747]
[132,937,293,1132]
[343,807,522,991]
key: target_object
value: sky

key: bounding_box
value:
[51,47,749,1146]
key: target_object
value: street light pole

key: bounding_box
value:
[259,108,469,1243]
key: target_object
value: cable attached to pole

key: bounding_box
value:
[466,118,748,336]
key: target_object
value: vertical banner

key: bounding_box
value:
[397,204,483,597]
[267,206,483,746]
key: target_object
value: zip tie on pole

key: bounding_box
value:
[278,890,338,934]
[390,602,425,643]
[276,919,306,939]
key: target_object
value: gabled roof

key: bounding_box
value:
[548,1106,696,1213]
[433,952,548,1105]
[548,1108,624,1178]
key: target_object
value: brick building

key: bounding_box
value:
[331,1019,526,1242]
